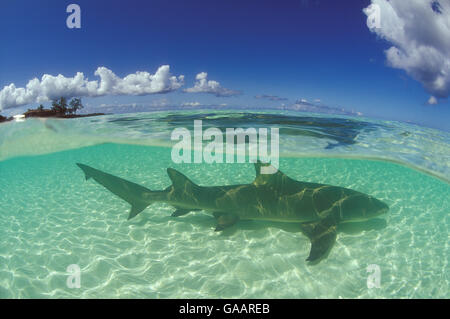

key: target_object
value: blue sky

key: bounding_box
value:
[1,0,449,130]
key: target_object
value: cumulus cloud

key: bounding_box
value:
[184,72,240,97]
[255,94,288,101]
[427,96,438,105]
[290,99,363,116]
[363,0,450,101]
[0,65,184,110]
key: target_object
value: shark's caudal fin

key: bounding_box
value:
[76,163,155,220]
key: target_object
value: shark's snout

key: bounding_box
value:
[339,193,389,222]
[371,198,389,218]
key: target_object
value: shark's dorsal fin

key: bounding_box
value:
[253,160,285,185]
[167,168,199,190]
[253,160,268,176]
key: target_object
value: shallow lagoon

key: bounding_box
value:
[0,110,448,298]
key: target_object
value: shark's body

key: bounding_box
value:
[76,162,388,263]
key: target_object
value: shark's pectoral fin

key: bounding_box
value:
[306,228,336,263]
[300,217,338,263]
[213,212,239,231]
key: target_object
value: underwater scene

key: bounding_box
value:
[2,0,450,301]
[0,110,448,298]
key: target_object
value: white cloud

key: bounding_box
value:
[181,101,201,107]
[184,72,240,97]
[296,98,309,104]
[0,65,184,110]
[290,100,363,116]
[97,98,169,109]
[363,0,450,99]
[150,98,169,107]
[427,95,438,105]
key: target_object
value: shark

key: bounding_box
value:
[76,162,388,263]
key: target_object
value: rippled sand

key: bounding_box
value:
[0,143,448,298]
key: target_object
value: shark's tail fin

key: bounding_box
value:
[78,163,94,180]
[76,163,156,220]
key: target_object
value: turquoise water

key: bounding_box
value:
[0,110,449,298]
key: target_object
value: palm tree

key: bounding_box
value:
[69,98,83,114]
[51,97,68,114]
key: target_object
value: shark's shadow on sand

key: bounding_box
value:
[133,211,387,235]
[133,212,387,264]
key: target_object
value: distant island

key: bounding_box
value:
[24,97,105,118]
[0,114,12,123]
[0,97,105,123]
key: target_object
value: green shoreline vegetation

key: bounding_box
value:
[0,97,105,123]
